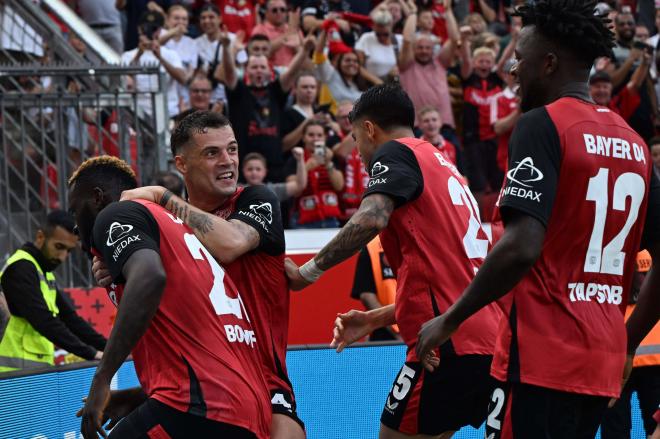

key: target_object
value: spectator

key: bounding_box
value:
[121,11,186,118]
[301,0,355,45]
[350,236,400,341]
[647,6,660,117]
[217,0,256,34]
[0,292,8,343]
[185,75,224,114]
[252,0,303,69]
[464,12,488,38]
[246,33,271,57]
[491,59,520,173]
[287,120,344,228]
[281,73,322,151]
[607,10,656,140]
[116,0,170,51]
[331,101,368,219]
[151,170,184,197]
[73,0,123,53]
[650,136,660,181]
[637,24,651,41]
[590,51,650,120]
[601,251,660,439]
[418,106,457,166]
[158,4,198,111]
[0,211,106,372]
[221,32,316,182]
[355,9,402,81]
[314,28,382,105]
[195,4,235,104]
[243,148,307,201]
[398,1,458,138]
[459,23,517,206]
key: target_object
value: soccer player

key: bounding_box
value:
[70,156,270,439]
[415,1,660,438]
[106,111,305,438]
[286,83,503,438]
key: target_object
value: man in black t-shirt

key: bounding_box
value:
[219,32,316,183]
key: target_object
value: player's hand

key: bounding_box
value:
[120,186,167,204]
[78,377,111,438]
[92,257,112,288]
[330,310,373,352]
[77,387,144,432]
[609,353,634,408]
[284,257,312,291]
[416,314,458,372]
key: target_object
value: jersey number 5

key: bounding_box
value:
[584,168,645,276]
[184,233,250,321]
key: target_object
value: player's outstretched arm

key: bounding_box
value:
[121,187,260,264]
[330,305,396,352]
[287,193,395,290]
[80,249,166,439]
[416,212,545,371]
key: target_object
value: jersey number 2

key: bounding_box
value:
[184,233,249,321]
[448,176,489,259]
[584,169,645,276]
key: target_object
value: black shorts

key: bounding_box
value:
[270,388,305,431]
[108,398,257,439]
[464,139,504,193]
[381,354,493,435]
[485,380,609,439]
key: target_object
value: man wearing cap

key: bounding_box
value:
[120,11,185,119]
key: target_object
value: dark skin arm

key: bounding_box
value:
[286,193,395,290]
[79,249,166,439]
[0,291,9,342]
[416,211,546,369]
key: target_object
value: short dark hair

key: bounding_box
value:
[170,110,232,157]
[513,0,615,69]
[68,156,138,198]
[349,83,415,131]
[199,4,220,16]
[44,210,76,236]
[248,33,270,44]
[243,152,267,167]
[648,136,660,147]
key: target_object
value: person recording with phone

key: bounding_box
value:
[287,120,344,228]
[604,9,657,140]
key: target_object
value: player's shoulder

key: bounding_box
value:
[96,200,154,223]
[238,184,280,204]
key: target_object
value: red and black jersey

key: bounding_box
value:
[210,185,293,395]
[491,87,518,172]
[463,72,504,144]
[493,97,660,397]
[92,200,271,439]
[362,138,502,361]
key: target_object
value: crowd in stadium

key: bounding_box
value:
[49,0,657,228]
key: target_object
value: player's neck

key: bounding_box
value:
[551,79,593,104]
[379,127,415,144]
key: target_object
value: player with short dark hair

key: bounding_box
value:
[70,156,270,439]
[107,110,305,439]
[286,82,502,438]
[416,1,660,437]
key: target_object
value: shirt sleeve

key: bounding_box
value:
[350,248,377,300]
[362,140,424,207]
[499,107,561,227]
[92,201,160,283]
[228,185,286,255]
[641,172,660,249]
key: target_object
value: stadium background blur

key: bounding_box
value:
[0,0,658,437]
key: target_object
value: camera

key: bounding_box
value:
[633,40,654,55]
[314,141,326,157]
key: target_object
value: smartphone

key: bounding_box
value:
[314,141,325,157]
[317,103,332,114]
[633,40,654,54]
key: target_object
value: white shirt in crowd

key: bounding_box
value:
[194,32,236,103]
[159,30,198,107]
[355,31,403,78]
[121,46,183,118]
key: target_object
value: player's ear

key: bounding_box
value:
[174,155,186,174]
[92,187,105,208]
[364,120,376,141]
[544,52,558,76]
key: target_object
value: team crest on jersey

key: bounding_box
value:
[106,222,134,246]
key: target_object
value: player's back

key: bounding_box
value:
[99,200,271,438]
[378,138,502,359]
[491,97,653,397]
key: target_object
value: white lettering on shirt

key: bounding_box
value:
[583,134,645,163]
[567,282,623,305]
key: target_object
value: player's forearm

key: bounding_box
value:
[94,251,165,383]
[366,303,396,328]
[626,242,660,354]
[444,214,545,328]
[160,192,257,263]
[314,194,394,271]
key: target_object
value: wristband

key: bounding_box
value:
[159,190,173,208]
[299,258,325,283]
